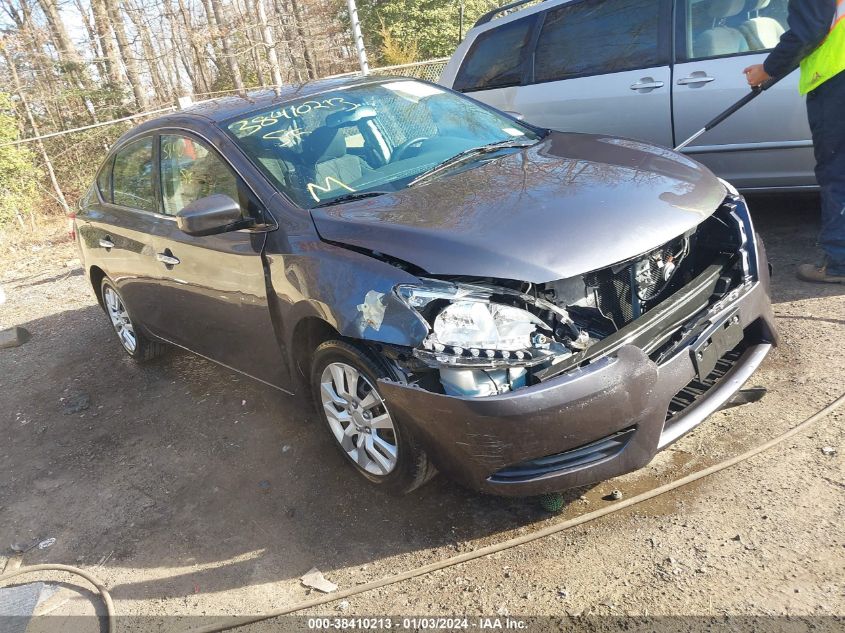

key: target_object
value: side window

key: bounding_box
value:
[96,156,113,203]
[534,0,664,83]
[682,0,789,61]
[453,16,536,92]
[160,135,240,216]
[112,138,155,212]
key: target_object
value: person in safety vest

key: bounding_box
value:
[744,0,845,284]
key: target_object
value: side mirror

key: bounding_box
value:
[504,110,525,122]
[176,194,250,236]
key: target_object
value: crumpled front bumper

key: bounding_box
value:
[378,242,777,497]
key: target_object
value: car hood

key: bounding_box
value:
[310,132,727,284]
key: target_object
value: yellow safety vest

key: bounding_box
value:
[799,0,845,94]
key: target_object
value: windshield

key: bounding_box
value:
[224,80,541,209]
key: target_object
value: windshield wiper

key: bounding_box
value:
[312,191,390,208]
[408,139,536,188]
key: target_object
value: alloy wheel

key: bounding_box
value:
[320,362,399,476]
[103,285,137,353]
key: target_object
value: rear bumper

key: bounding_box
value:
[378,244,777,497]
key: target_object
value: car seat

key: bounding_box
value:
[739,0,785,50]
[304,126,370,192]
[695,0,750,57]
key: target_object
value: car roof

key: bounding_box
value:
[177,74,412,124]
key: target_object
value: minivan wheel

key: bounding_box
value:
[310,340,435,494]
[100,278,167,361]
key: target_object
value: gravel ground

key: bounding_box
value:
[0,197,843,631]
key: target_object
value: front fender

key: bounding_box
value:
[265,237,429,363]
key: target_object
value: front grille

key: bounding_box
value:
[664,342,747,423]
[489,427,636,483]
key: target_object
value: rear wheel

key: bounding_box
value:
[310,340,435,494]
[100,278,167,361]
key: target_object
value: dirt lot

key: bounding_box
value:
[1,197,843,630]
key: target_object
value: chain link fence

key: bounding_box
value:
[369,58,450,82]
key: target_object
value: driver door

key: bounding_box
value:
[145,131,288,387]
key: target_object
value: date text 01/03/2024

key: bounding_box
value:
[306,617,529,630]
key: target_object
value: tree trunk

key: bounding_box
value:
[1,38,71,216]
[257,0,283,89]
[36,0,99,121]
[209,0,245,94]
[176,0,212,93]
[162,0,191,95]
[90,0,124,88]
[288,0,316,79]
[73,0,101,72]
[273,0,303,83]
[106,0,150,110]
[123,0,169,103]
[199,0,225,77]
[244,0,267,85]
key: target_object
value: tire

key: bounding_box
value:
[100,278,167,361]
[310,339,436,494]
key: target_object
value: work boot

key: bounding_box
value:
[796,261,845,284]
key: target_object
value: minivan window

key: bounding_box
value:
[453,15,536,92]
[681,0,789,61]
[225,80,541,209]
[160,135,240,216]
[112,137,156,212]
[534,0,663,83]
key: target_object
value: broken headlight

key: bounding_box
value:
[396,281,569,368]
[433,301,547,352]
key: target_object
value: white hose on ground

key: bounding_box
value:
[2,393,843,633]
[0,563,116,628]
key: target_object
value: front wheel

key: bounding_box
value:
[310,340,435,494]
[100,278,167,361]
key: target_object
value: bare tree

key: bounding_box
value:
[123,0,169,102]
[104,0,150,109]
[257,0,282,89]
[209,0,245,93]
[90,0,124,89]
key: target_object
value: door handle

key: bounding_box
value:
[155,252,181,267]
[630,79,665,92]
[677,75,716,86]
[99,237,114,249]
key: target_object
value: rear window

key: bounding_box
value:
[534,0,663,83]
[112,137,156,212]
[453,15,536,92]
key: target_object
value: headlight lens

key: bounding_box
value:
[395,282,561,367]
[433,301,546,351]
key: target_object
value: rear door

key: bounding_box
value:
[144,131,288,388]
[77,136,162,323]
[513,0,674,147]
[672,0,815,189]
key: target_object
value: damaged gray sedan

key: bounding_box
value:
[75,76,777,496]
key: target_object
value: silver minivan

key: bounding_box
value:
[439,0,815,192]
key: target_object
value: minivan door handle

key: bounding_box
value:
[99,237,114,250]
[155,251,181,267]
[677,74,716,86]
[630,78,665,92]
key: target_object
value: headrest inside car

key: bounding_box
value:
[707,0,745,19]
